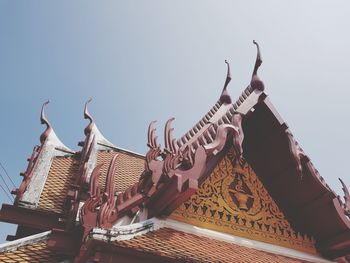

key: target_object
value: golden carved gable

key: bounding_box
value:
[170,148,316,253]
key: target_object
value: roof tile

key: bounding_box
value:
[0,241,70,263]
[115,228,312,263]
[38,155,79,214]
[97,150,144,193]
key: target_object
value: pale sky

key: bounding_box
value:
[0,1,349,242]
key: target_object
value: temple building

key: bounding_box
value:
[0,42,349,262]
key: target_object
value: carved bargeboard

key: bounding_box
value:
[170,148,316,253]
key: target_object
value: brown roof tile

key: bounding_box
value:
[97,150,144,193]
[38,155,79,214]
[115,228,312,263]
[0,241,71,263]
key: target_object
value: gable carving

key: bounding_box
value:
[170,148,316,254]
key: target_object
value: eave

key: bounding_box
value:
[75,218,332,263]
[242,96,350,258]
[0,204,65,233]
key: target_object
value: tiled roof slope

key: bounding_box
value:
[0,241,69,263]
[13,101,75,211]
[38,155,79,214]
[115,228,311,263]
[34,148,144,215]
[97,150,145,193]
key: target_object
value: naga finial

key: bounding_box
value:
[250,40,265,91]
[84,98,94,136]
[98,154,118,228]
[219,60,232,104]
[147,120,159,149]
[105,154,118,203]
[339,178,350,216]
[39,100,53,144]
[164,118,176,154]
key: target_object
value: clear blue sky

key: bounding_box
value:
[1,1,350,242]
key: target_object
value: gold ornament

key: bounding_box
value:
[170,148,316,254]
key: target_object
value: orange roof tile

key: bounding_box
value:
[97,150,144,193]
[0,240,71,263]
[38,155,79,214]
[115,228,312,263]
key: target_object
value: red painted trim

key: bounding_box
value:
[47,228,82,256]
[0,204,64,230]
[242,98,350,258]
[74,239,181,263]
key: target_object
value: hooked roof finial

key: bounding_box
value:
[84,98,95,136]
[164,117,176,154]
[219,60,232,104]
[250,40,265,91]
[40,100,51,127]
[39,100,53,144]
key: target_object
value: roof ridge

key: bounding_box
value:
[176,41,263,152]
[176,85,255,153]
[0,231,51,253]
[97,144,145,158]
[176,100,222,148]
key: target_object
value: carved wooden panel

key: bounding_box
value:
[170,148,316,253]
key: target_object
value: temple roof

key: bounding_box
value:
[0,41,349,262]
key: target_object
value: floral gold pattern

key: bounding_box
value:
[170,148,316,254]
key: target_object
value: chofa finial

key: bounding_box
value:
[224,60,232,89]
[39,100,53,143]
[40,100,51,127]
[219,60,232,104]
[250,40,265,91]
[84,98,95,136]
[84,98,93,122]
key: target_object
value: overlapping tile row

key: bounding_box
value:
[115,228,309,263]
[96,150,144,193]
[38,155,79,214]
[0,241,71,263]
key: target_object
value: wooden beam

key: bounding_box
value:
[0,204,63,230]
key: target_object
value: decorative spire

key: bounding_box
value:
[164,118,177,154]
[147,120,159,149]
[90,163,103,198]
[99,154,118,228]
[104,154,118,203]
[39,100,53,144]
[219,60,232,104]
[84,98,94,136]
[250,40,265,91]
[80,163,103,237]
